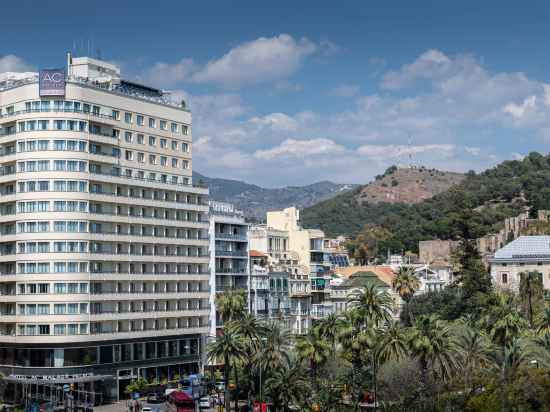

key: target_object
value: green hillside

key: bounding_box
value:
[301,152,550,253]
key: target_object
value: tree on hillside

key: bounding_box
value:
[349,224,392,264]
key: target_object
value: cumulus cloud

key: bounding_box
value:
[254,138,346,160]
[185,48,550,185]
[381,49,452,90]
[191,34,318,88]
[503,95,537,119]
[140,58,195,88]
[140,34,334,90]
[0,54,35,73]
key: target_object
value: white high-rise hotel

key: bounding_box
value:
[0,55,210,402]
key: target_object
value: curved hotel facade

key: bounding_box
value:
[0,56,210,402]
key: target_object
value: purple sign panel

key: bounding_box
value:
[39,69,65,96]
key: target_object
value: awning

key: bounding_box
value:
[6,374,114,384]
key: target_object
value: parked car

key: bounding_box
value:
[146,393,165,404]
[199,397,212,409]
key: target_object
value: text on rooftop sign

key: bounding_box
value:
[39,69,65,96]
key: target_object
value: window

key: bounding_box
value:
[112,110,120,120]
[149,118,156,128]
[181,160,189,169]
[182,125,189,135]
[124,112,132,124]
[181,143,189,152]
[149,136,156,146]
[125,151,133,161]
[54,324,66,335]
[124,131,132,142]
[160,156,167,166]
[160,120,167,130]
[137,152,144,163]
[149,155,156,165]
[171,158,178,168]
[137,134,144,144]
[171,140,178,150]
[171,123,178,133]
[160,138,167,148]
[501,273,508,284]
[137,115,144,126]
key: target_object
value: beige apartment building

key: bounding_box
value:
[0,55,210,402]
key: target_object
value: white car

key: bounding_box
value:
[199,396,211,409]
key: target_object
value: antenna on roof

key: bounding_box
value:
[408,133,414,169]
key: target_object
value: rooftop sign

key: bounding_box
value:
[39,68,65,96]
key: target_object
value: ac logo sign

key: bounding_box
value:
[39,68,65,96]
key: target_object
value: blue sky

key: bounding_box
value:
[2,1,550,186]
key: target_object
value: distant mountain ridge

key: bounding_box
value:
[193,171,357,221]
[301,154,550,253]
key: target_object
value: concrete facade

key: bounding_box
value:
[0,56,209,403]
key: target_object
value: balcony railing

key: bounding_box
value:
[215,233,247,241]
[215,250,248,257]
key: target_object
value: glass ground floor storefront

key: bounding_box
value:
[0,334,203,405]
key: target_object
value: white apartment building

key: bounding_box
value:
[208,201,249,335]
[0,55,210,403]
[249,223,312,334]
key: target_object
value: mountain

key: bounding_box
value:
[193,171,357,221]
[356,166,465,205]
[301,153,550,252]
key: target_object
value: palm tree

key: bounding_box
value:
[377,320,409,364]
[316,313,344,353]
[257,321,292,371]
[347,284,394,329]
[536,307,550,334]
[392,266,421,324]
[490,311,528,348]
[216,290,247,324]
[226,314,266,408]
[338,310,377,408]
[264,356,310,412]
[455,326,491,397]
[488,338,530,412]
[532,331,550,367]
[207,329,247,412]
[408,315,458,400]
[295,327,331,394]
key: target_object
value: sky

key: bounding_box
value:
[2,1,550,187]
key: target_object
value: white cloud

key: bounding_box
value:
[503,95,537,119]
[192,34,318,88]
[328,84,360,97]
[254,138,346,160]
[183,48,550,186]
[140,58,195,88]
[465,146,481,156]
[248,113,298,132]
[381,49,452,90]
[0,55,35,73]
